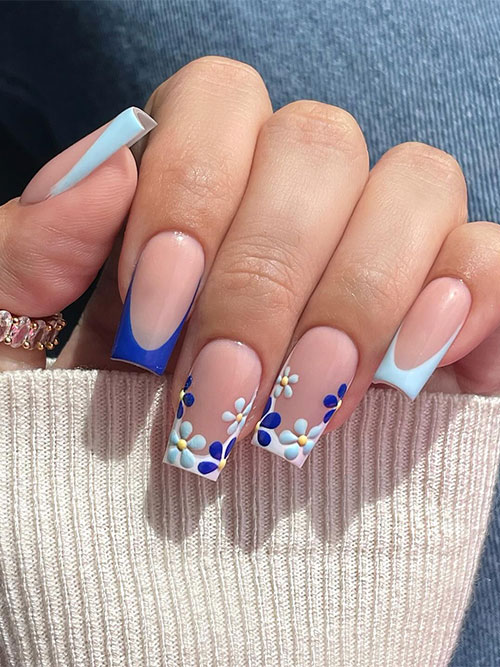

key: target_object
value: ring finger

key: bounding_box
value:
[253,142,467,466]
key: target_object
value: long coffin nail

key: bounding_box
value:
[20,107,156,204]
[164,340,261,481]
[252,327,358,468]
[374,277,471,399]
[111,232,204,375]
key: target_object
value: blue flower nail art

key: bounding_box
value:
[166,420,206,469]
[322,383,347,423]
[197,437,237,475]
[177,375,195,419]
[222,397,252,435]
[274,365,299,399]
[278,418,323,460]
[255,397,282,446]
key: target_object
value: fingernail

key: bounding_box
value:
[252,327,358,468]
[111,232,205,375]
[20,106,156,204]
[164,340,261,481]
[374,277,471,399]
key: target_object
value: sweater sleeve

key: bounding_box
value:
[0,368,498,667]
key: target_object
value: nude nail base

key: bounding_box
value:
[111,277,198,375]
[111,232,204,376]
[164,340,261,481]
[373,278,471,400]
[252,327,358,468]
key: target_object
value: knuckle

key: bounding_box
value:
[220,238,308,318]
[382,142,466,195]
[162,153,236,208]
[337,253,410,320]
[264,101,366,159]
[444,221,500,268]
[150,57,267,110]
[180,56,266,95]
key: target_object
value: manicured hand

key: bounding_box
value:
[3,58,499,481]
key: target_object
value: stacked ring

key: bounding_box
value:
[0,311,66,351]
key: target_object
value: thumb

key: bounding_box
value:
[0,106,156,370]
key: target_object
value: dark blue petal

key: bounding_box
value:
[261,396,272,418]
[198,461,219,475]
[257,430,271,446]
[184,375,193,390]
[224,437,237,458]
[323,409,335,423]
[261,411,281,429]
[338,383,347,399]
[184,392,195,407]
[209,441,223,460]
[177,402,184,419]
[323,394,338,409]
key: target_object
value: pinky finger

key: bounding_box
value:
[374,221,500,398]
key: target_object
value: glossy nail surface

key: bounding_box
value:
[374,277,471,399]
[164,340,261,481]
[21,107,156,204]
[111,232,204,375]
[252,327,358,468]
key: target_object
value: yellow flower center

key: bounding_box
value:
[298,435,308,447]
[177,438,188,450]
[336,399,342,410]
[218,459,226,470]
[179,389,185,401]
[280,376,289,386]
[255,421,261,432]
[236,413,243,422]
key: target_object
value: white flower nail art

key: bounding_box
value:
[222,397,252,435]
[167,420,206,469]
[274,365,299,398]
[278,418,323,460]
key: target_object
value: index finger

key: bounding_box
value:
[111,56,272,375]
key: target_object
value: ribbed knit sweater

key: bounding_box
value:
[0,369,499,666]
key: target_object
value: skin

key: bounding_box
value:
[0,56,499,445]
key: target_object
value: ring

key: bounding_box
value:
[0,310,66,351]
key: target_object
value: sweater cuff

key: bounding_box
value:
[0,368,499,666]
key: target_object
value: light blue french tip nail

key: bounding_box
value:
[110,276,199,376]
[373,323,463,400]
[49,107,157,198]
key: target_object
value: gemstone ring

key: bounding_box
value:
[0,311,66,351]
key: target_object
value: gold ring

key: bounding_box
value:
[0,311,66,351]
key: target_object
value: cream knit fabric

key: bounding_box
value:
[0,369,499,667]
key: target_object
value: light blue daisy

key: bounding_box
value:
[278,418,323,460]
[274,366,299,399]
[167,420,206,468]
[222,397,252,435]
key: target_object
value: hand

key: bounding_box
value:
[2,57,499,479]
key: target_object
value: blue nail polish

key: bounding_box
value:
[49,107,157,198]
[373,278,471,399]
[111,232,205,375]
[373,324,462,400]
[111,276,198,375]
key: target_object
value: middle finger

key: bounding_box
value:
[166,100,369,479]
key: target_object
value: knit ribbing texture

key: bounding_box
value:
[0,369,499,667]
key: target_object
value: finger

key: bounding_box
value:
[252,141,466,465]
[166,101,369,479]
[0,107,154,370]
[54,238,129,370]
[404,221,500,395]
[453,325,500,395]
[108,56,273,375]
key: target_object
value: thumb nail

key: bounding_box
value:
[20,107,157,205]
